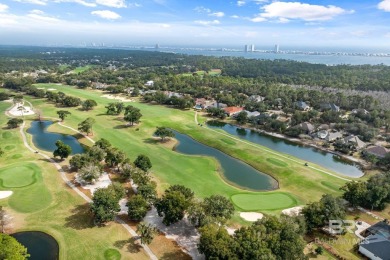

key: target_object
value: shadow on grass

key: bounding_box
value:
[114,237,143,253]
[113,125,128,130]
[143,138,159,145]
[160,250,192,260]
[64,203,95,230]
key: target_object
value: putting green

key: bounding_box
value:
[2,131,12,139]
[11,154,22,159]
[266,158,288,167]
[104,249,121,260]
[0,164,38,188]
[231,192,298,211]
[4,145,15,150]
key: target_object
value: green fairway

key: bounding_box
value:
[71,65,92,74]
[0,164,38,188]
[29,84,352,212]
[231,192,298,211]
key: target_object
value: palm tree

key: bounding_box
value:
[136,222,157,245]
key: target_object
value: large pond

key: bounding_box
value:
[12,231,59,260]
[172,130,278,191]
[207,121,363,178]
[27,120,84,154]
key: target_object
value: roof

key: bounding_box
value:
[296,101,309,110]
[298,122,314,132]
[360,221,390,260]
[321,103,340,112]
[223,106,244,114]
[244,110,260,118]
[326,132,342,141]
[365,146,389,158]
[344,135,366,149]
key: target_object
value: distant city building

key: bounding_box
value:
[250,44,255,52]
[244,45,249,52]
[274,44,279,53]
[155,43,159,49]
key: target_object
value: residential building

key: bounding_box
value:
[325,132,343,142]
[248,95,265,103]
[296,101,310,111]
[145,80,154,86]
[320,103,340,112]
[352,109,369,115]
[365,146,389,158]
[359,220,390,260]
[223,106,244,117]
[297,122,315,133]
[344,135,366,149]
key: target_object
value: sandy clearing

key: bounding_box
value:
[119,198,128,215]
[8,102,35,116]
[47,88,57,91]
[281,206,303,216]
[144,208,204,259]
[239,212,264,222]
[0,191,13,199]
[101,94,134,102]
[75,172,112,195]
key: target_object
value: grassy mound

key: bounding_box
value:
[231,192,298,211]
[104,249,121,260]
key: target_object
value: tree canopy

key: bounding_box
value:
[0,233,29,260]
[134,154,152,172]
[154,127,175,142]
[53,140,72,160]
[78,117,95,135]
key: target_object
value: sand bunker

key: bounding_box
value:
[0,191,13,199]
[75,172,111,195]
[8,102,35,116]
[118,198,128,215]
[240,212,264,222]
[101,94,134,102]
[281,206,303,216]
[47,88,57,91]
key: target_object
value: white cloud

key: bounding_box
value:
[13,0,47,5]
[0,3,9,12]
[258,2,350,22]
[194,6,211,13]
[96,0,126,8]
[53,0,97,7]
[27,9,60,22]
[209,12,224,17]
[231,15,240,19]
[91,10,121,20]
[378,0,390,11]
[194,20,220,26]
[250,16,267,22]
[128,2,141,8]
[237,1,245,6]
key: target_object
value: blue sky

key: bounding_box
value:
[0,0,390,49]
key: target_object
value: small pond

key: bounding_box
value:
[12,231,59,260]
[207,121,364,178]
[27,120,84,154]
[172,130,278,191]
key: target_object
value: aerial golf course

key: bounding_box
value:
[0,83,357,258]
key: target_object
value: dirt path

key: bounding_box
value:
[194,112,351,182]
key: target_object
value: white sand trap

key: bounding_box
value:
[226,227,236,235]
[75,172,111,195]
[101,94,134,102]
[8,103,35,116]
[118,198,128,215]
[240,212,264,222]
[281,206,303,216]
[144,208,204,259]
[47,88,57,91]
[0,191,13,199]
[37,87,45,90]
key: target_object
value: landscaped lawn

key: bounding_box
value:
[231,192,298,211]
[29,84,351,212]
[71,65,92,74]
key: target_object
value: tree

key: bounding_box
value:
[341,181,367,207]
[69,154,91,171]
[78,163,102,184]
[315,246,324,255]
[82,99,98,111]
[154,127,175,142]
[236,111,248,125]
[53,140,72,160]
[137,182,157,205]
[134,154,152,172]
[91,184,123,225]
[0,92,10,101]
[0,233,30,260]
[78,117,95,135]
[136,222,157,245]
[7,118,23,129]
[61,96,81,107]
[127,195,149,221]
[203,195,234,224]
[57,110,71,121]
[0,147,3,157]
[94,138,112,151]
[124,105,142,126]
[155,185,194,226]
[198,224,236,260]
[105,148,126,170]
[86,146,106,162]
[0,206,10,233]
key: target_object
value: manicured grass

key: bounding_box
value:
[231,192,298,211]
[30,84,351,212]
[104,248,121,260]
[266,158,288,167]
[0,163,38,188]
[71,65,92,74]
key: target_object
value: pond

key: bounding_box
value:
[12,231,59,260]
[172,130,278,191]
[207,121,363,178]
[27,120,84,154]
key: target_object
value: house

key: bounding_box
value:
[297,122,315,133]
[320,103,340,112]
[248,95,265,103]
[92,82,108,89]
[344,135,366,149]
[195,98,216,109]
[365,146,389,158]
[145,80,154,86]
[359,220,390,260]
[209,102,227,109]
[318,124,330,130]
[296,101,310,111]
[242,110,260,118]
[164,91,182,98]
[325,131,343,142]
[352,109,369,115]
[223,107,244,117]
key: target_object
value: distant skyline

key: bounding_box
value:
[1,1,390,49]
